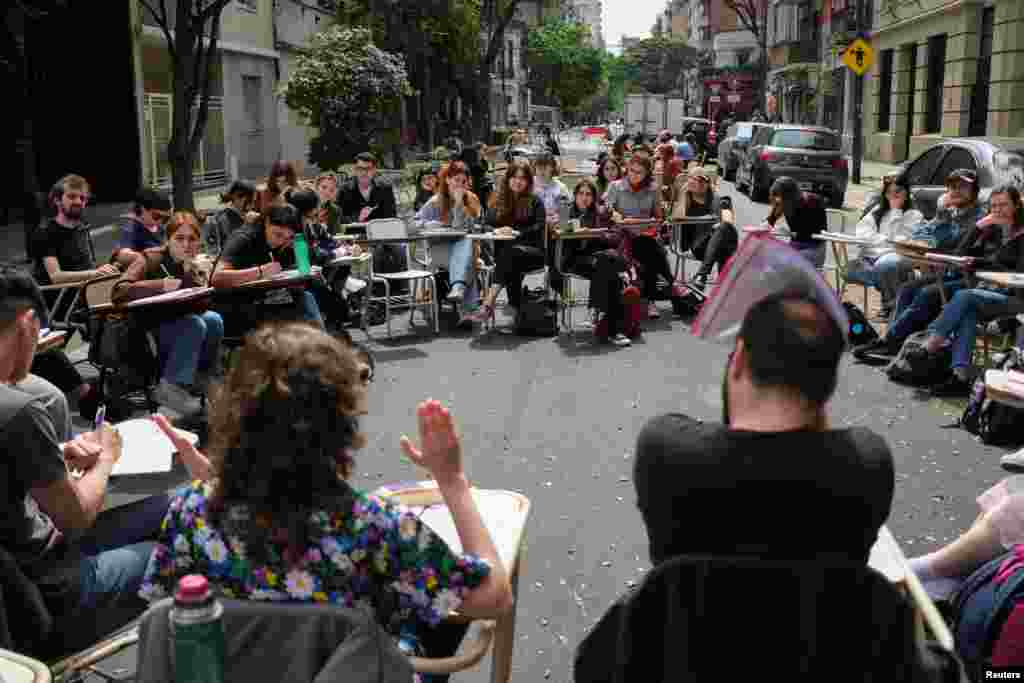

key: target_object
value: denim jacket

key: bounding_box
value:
[910,205,985,252]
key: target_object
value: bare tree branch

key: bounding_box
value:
[139,0,178,63]
[197,0,233,24]
[190,5,221,157]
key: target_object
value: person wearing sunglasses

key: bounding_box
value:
[113,187,172,267]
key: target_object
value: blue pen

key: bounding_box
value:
[94,404,106,432]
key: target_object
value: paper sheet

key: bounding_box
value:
[126,287,211,307]
[417,491,524,571]
[111,419,199,476]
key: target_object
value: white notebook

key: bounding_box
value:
[111,419,199,476]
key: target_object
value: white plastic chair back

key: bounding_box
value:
[366,218,408,241]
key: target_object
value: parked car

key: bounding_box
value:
[718,122,775,181]
[736,124,849,208]
[861,138,1024,220]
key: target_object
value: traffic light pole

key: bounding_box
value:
[851,0,864,185]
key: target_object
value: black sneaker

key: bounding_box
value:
[930,374,972,398]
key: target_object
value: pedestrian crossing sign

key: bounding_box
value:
[842,38,874,77]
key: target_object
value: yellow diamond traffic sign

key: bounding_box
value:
[842,38,874,77]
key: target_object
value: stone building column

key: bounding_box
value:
[942,3,980,136]
[989,0,1024,136]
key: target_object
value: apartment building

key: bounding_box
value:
[567,0,605,49]
[865,0,1024,163]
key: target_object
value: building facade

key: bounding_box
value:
[865,0,1024,163]
[567,0,605,49]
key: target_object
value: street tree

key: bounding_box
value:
[138,0,234,211]
[622,35,698,94]
[722,0,769,111]
[281,26,412,171]
[526,19,605,114]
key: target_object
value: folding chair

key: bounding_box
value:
[363,218,438,339]
[134,599,496,683]
[821,209,857,303]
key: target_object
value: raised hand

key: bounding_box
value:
[151,414,211,481]
[399,399,464,487]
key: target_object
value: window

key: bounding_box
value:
[969,7,994,136]
[925,34,946,134]
[769,130,839,150]
[904,146,945,186]
[877,49,893,132]
[242,76,263,133]
[932,147,977,186]
[236,0,257,12]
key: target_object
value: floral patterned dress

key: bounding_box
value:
[140,480,491,665]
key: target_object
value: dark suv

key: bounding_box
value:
[736,125,849,207]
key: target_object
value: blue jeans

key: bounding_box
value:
[294,290,325,328]
[157,311,224,386]
[78,493,171,609]
[929,288,1024,369]
[445,238,480,307]
[846,252,911,305]
[888,275,966,342]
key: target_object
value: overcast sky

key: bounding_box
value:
[604,0,662,49]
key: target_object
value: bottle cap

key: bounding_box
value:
[175,574,211,605]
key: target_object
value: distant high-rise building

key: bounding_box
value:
[567,0,604,49]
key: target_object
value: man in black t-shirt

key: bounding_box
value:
[212,205,324,332]
[634,294,894,565]
[0,267,170,650]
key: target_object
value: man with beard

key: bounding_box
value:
[29,174,114,416]
[633,294,894,564]
[33,175,119,287]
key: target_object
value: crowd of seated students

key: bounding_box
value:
[852,169,1024,396]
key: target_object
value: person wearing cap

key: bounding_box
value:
[203,179,258,256]
[901,184,1024,396]
[112,211,224,415]
[113,187,172,267]
[211,204,325,331]
[855,168,997,359]
[764,177,829,267]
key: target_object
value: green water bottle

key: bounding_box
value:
[294,231,311,275]
[172,575,225,683]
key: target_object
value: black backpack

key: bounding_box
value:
[516,287,558,337]
[960,348,1024,446]
[886,332,953,387]
[843,302,879,347]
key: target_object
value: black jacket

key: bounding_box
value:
[338,177,397,224]
[574,554,966,683]
[485,195,547,249]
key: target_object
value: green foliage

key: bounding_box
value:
[526,19,605,113]
[622,35,698,95]
[282,26,412,170]
[604,53,627,113]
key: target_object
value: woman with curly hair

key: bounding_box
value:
[255,160,300,214]
[139,323,512,672]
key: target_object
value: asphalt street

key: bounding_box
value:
[82,135,1013,683]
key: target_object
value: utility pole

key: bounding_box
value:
[851,0,864,185]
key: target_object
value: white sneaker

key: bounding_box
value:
[345,277,367,294]
[447,283,466,302]
[154,381,202,416]
[610,333,631,347]
[1001,446,1024,472]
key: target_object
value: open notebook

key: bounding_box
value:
[111,418,199,476]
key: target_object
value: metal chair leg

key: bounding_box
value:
[384,279,392,340]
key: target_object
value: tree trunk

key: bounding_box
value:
[168,4,196,211]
